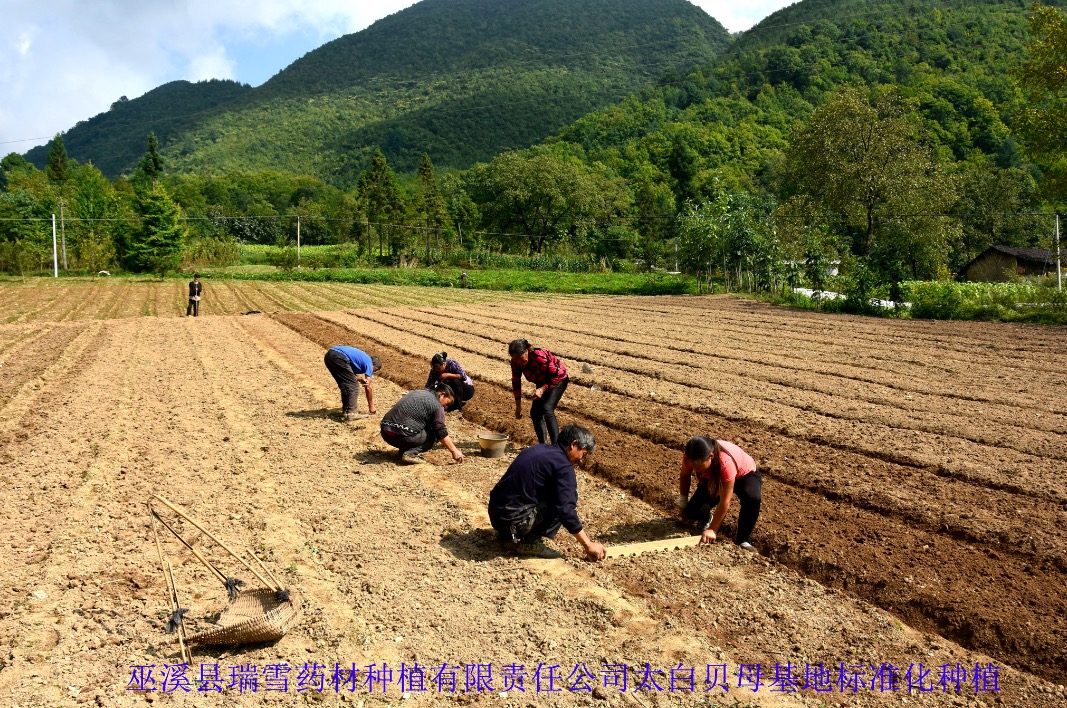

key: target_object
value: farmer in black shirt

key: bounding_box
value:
[488,424,606,560]
[186,274,203,317]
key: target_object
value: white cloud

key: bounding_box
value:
[0,0,792,152]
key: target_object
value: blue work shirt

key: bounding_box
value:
[330,346,374,377]
[488,443,582,534]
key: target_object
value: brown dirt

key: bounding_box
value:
[1,282,1064,707]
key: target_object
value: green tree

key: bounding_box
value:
[1018,2,1067,201]
[47,135,72,268]
[122,182,186,278]
[68,163,122,273]
[357,150,407,258]
[468,149,631,254]
[416,153,449,261]
[782,88,953,272]
[135,132,165,186]
[46,135,70,184]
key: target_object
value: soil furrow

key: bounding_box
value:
[411,304,1067,445]
[477,300,1067,420]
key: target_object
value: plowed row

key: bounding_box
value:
[270,296,1067,685]
[0,277,564,322]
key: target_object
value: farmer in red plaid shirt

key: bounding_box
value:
[509,338,570,444]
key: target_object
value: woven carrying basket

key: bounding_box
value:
[187,587,300,646]
[149,495,300,651]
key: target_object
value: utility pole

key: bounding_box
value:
[296,215,301,262]
[52,214,59,277]
[59,197,67,269]
[1056,213,1062,291]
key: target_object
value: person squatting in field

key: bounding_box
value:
[677,436,762,553]
[425,351,474,412]
[380,383,465,463]
[186,274,203,317]
[509,338,569,445]
[488,424,606,560]
[324,345,381,422]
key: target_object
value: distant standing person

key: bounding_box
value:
[509,338,568,445]
[425,351,475,411]
[380,383,464,463]
[186,273,203,317]
[324,345,381,422]
[488,424,605,560]
[677,436,762,553]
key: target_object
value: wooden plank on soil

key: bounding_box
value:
[605,536,702,558]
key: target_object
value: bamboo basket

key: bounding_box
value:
[149,495,300,651]
[187,587,299,647]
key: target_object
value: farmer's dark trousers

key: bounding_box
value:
[380,423,439,454]
[444,380,475,411]
[490,501,562,544]
[324,349,361,413]
[186,298,199,316]
[684,471,763,545]
[531,378,568,444]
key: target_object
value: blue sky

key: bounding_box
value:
[1,1,796,153]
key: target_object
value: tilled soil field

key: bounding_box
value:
[1,283,1064,706]
[0,278,560,323]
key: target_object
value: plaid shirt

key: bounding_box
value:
[512,348,568,399]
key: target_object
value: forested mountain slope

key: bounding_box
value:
[27,0,731,182]
[550,0,1055,212]
[24,79,251,178]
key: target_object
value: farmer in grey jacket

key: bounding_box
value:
[380,383,465,462]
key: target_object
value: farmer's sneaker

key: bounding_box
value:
[342,411,369,422]
[516,540,562,559]
[402,449,424,462]
[739,542,758,554]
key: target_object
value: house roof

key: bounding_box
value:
[959,245,1054,276]
[985,245,1053,263]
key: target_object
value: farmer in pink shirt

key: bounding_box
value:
[677,437,762,553]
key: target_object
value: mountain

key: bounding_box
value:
[24,79,252,178]
[28,0,731,183]
[550,0,1052,200]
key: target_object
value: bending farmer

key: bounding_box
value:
[488,424,605,560]
[677,436,762,553]
[508,338,569,444]
[380,383,464,463]
[324,345,380,422]
[425,351,475,412]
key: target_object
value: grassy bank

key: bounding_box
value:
[200,265,695,296]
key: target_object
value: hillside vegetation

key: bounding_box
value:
[26,0,730,181]
[24,80,251,178]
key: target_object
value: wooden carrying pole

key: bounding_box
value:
[152,495,276,591]
[604,536,702,559]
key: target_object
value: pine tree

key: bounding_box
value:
[357,151,407,258]
[416,153,449,261]
[124,182,185,278]
[136,132,165,185]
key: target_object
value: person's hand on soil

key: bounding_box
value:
[368,406,377,414]
[700,528,717,544]
[451,450,465,463]
[676,494,688,510]
[585,542,606,561]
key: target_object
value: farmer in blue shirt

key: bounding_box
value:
[324,345,381,422]
[488,424,606,560]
